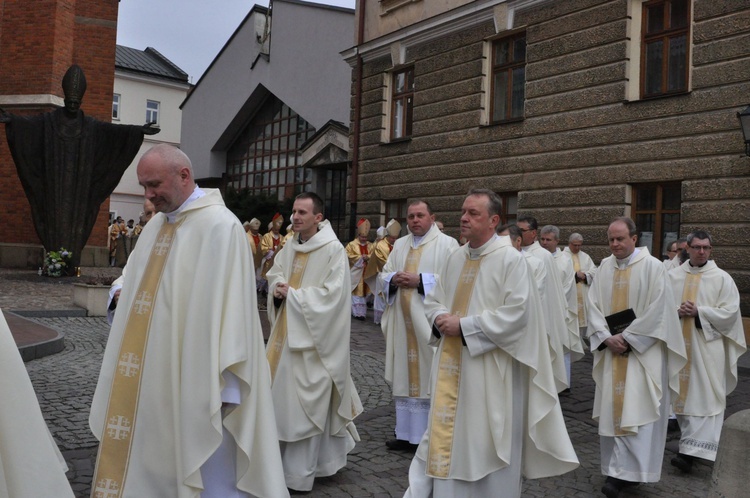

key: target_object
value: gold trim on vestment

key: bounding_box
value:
[674,272,701,413]
[91,220,182,498]
[427,257,482,478]
[400,246,424,397]
[266,252,309,383]
[611,267,634,436]
[572,254,586,327]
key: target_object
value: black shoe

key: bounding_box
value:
[385,439,417,451]
[354,316,365,321]
[667,418,680,433]
[601,481,619,498]
[671,453,694,473]
[601,477,637,497]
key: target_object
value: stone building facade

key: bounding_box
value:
[0,0,120,266]
[344,0,750,313]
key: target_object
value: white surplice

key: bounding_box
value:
[90,189,287,498]
[266,220,363,491]
[552,248,584,378]
[405,236,578,496]
[587,247,686,482]
[379,224,458,443]
[0,311,74,498]
[668,260,746,460]
[523,241,571,391]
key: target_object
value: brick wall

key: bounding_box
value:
[0,0,119,251]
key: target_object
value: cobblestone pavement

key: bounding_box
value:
[5,269,750,497]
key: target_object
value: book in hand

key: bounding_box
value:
[597,308,636,351]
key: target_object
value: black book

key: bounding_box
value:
[597,308,636,351]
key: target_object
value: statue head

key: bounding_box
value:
[62,65,87,114]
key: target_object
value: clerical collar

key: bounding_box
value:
[412,234,424,248]
[616,247,641,269]
[164,185,205,224]
[689,260,708,268]
[468,234,497,260]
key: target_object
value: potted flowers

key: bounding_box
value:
[43,248,72,277]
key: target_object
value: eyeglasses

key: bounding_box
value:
[518,228,534,233]
[689,245,712,252]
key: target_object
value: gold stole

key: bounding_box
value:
[266,252,310,383]
[399,246,424,397]
[92,221,182,498]
[572,253,585,327]
[674,272,702,413]
[610,266,634,436]
[427,257,482,478]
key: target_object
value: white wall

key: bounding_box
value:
[180,0,355,180]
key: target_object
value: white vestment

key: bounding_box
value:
[379,224,458,443]
[563,247,596,332]
[90,189,287,498]
[587,248,686,482]
[266,221,363,491]
[405,236,578,496]
[668,260,746,460]
[523,241,570,391]
[0,311,74,498]
[552,249,584,384]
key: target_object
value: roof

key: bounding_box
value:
[181,0,353,109]
[115,45,189,83]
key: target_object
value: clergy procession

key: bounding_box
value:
[2,147,748,498]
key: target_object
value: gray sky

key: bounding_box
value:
[116,0,355,83]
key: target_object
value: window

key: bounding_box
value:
[497,192,518,224]
[391,66,414,140]
[491,33,526,122]
[112,94,120,120]
[632,182,681,259]
[641,0,690,98]
[146,100,160,126]
[384,199,408,236]
[226,98,315,200]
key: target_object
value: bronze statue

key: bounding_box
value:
[0,65,158,272]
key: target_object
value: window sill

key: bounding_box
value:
[480,117,524,129]
[624,90,692,105]
[380,137,412,146]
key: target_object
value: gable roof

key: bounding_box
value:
[115,45,189,83]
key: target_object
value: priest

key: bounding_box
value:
[266,192,362,492]
[89,145,287,497]
[379,201,458,451]
[516,216,572,392]
[365,218,401,324]
[540,224,584,387]
[346,219,374,320]
[498,223,568,393]
[668,230,746,473]
[405,189,578,497]
[586,217,686,498]
[564,233,597,338]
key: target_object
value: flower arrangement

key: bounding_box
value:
[43,248,72,277]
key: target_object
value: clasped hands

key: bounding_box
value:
[434,313,462,337]
[677,300,698,318]
[392,271,419,289]
[603,334,630,355]
[274,283,289,300]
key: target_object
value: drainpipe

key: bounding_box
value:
[349,0,366,240]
